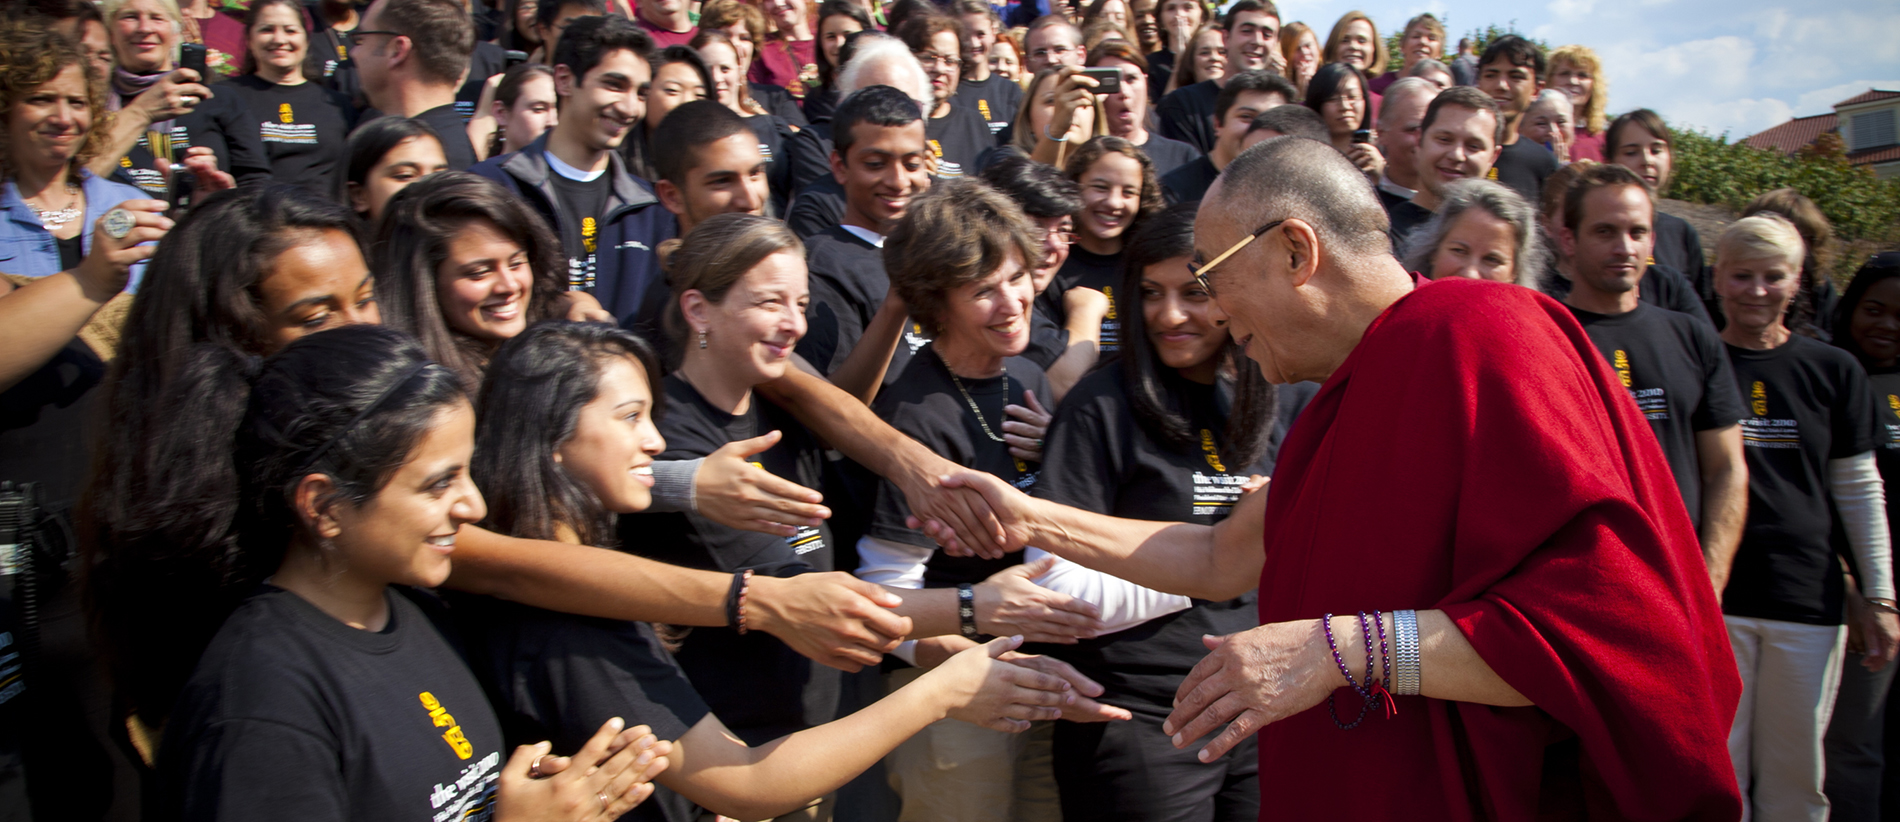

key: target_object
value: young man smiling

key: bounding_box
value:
[1159,71,1297,203]
[650,100,770,236]
[1476,34,1558,203]
[1388,86,1501,247]
[794,86,936,403]
[472,15,677,345]
[1154,0,1279,154]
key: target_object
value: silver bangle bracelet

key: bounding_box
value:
[1393,609,1421,696]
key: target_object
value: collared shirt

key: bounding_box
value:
[840,224,885,248]
[0,169,149,288]
[1377,174,1416,201]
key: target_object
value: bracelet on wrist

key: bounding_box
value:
[957,583,979,639]
[1043,122,1069,143]
[726,569,754,634]
[1868,598,1899,615]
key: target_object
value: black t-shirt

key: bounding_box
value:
[1159,154,1217,204]
[796,225,932,387]
[1653,210,1709,303]
[1039,246,1124,354]
[1490,138,1558,204]
[114,89,273,197]
[1021,305,1069,370]
[1137,133,1200,178]
[1146,50,1175,102]
[545,162,613,291]
[626,377,839,744]
[750,82,809,128]
[1569,303,1746,527]
[955,75,1024,139]
[1722,335,1877,626]
[221,75,357,198]
[1865,367,1900,551]
[867,346,1050,585]
[926,102,998,179]
[1387,198,1433,251]
[1155,79,1220,154]
[55,234,81,270]
[1540,264,1714,327]
[303,23,354,89]
[744,114,797,217]
[451,595,708,822]
[415,103,478,170]
[456,41,510,121]
[784,175,845,239]
[1030,367,1267,711]
[158,586,505,821]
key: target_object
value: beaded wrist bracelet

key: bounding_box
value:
[727,569,755,634]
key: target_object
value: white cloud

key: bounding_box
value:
[1793,79,1900,116]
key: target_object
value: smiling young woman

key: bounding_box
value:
[219,0,359,199]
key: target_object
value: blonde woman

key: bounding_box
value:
[1277,20,1318,96]
[1549,44,1609,161]
[1370,13,1442,95]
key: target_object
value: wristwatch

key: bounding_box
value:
[957,584,979,639]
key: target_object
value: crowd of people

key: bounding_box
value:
[0,0,1894,819]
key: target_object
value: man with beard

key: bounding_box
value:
[472,15,678,343]
[1387,87,1500,247]
[1155,0,1279,154]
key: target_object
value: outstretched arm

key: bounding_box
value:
[444,526,909,671]
[913,470,1268,601]
[759,367,1013,558]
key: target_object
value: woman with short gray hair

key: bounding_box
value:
[1402,178,1547,288]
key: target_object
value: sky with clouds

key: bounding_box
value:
[1266,0,1900,139]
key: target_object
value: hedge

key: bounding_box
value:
[1668,128,1900,242]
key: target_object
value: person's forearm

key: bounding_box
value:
[885,585,959,637]
[0,271,114,391]
[1041,319,1100,404]
[1832,453,1896,600]
[760,367,939,481]
[825,300,908,404]
[91,106,155,179]
[1697,465,1747,591]
[1029,137,1065,167]
[667,682,947,820]
[444,525,728,624]
[1326,611,1531,707]
[1017,492,1265,600]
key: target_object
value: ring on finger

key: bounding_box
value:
[528,754,550,779]
[103,208,135,239]
[597,792,610,814]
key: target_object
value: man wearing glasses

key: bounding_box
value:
[897,13,998,180]
[913,136,1744,819]
[350,0,480,169]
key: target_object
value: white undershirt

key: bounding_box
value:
[544,150,607,182]
[841,224,885,248]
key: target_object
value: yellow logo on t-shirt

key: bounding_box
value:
[582,217,598,254]
[1102,285,1117,320]
[278,103,294,123]
[929,139,944,159]
[1200,429,1226,471]
[1613,349,1631,387]
[1750,381,1768,417]
[119,155,132,168]
[978,99,992,121]
[419,692,474,759]
[1485,167,1498,180]
[1887,394,1899,420]
[1646,254,1656,266]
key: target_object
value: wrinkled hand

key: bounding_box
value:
[936,636,1076,732]
[1000,650,1133,722]
[694,431,829,537]
[1162,622,1338,762]
[975,557,1105,643]
[180,146,236,193]
[749,572,910,671]
[908,470,1036,555]
[134,68,211,122]
[895,462,1013,560]
[496,718,670,822]
[74,200,169,302]
[557,290,616,323]
[1003,389,1051,463]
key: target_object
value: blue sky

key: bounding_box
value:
[1267,0,1900,139]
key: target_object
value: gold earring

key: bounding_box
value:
[698,329,708,349]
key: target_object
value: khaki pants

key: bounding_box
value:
[1727,615,1848,822]
[882,668,1061,822]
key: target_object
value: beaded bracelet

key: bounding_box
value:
[1321,614,1375,729]
[727,569,755,634]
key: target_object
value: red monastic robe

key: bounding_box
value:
[1254,276,1741,820]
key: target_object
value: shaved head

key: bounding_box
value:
[1196,136,1412,385]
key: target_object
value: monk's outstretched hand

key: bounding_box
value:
[908,470,1038,555]
[1161,621,1341,762]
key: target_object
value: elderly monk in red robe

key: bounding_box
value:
[915,136,1742,819]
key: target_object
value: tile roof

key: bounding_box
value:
[1847,144,1900,166]
[1837,89,1900,108]
[1742,113,1837,154]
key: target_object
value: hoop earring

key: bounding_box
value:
[698,329,708,349]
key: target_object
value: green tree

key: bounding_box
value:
[1670,127,1900,242]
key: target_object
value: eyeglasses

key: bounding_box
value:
[1038,228,1078,246]
[916,52,961,70]
[346,30,405,47]
[1188,219,1285,295]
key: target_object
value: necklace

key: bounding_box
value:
[30,181,82,229]
[941,350,1007,443]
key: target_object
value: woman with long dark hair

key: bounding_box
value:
[801,0,870,121]
[368,171,567,390]
[1304,61,1380,180]
[1031,202,1281,821]
[218,0,358,198]
[344,115,448,221]
[1824,252,1900,820]
[149,324,664,820]
[465,319,1094,822]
